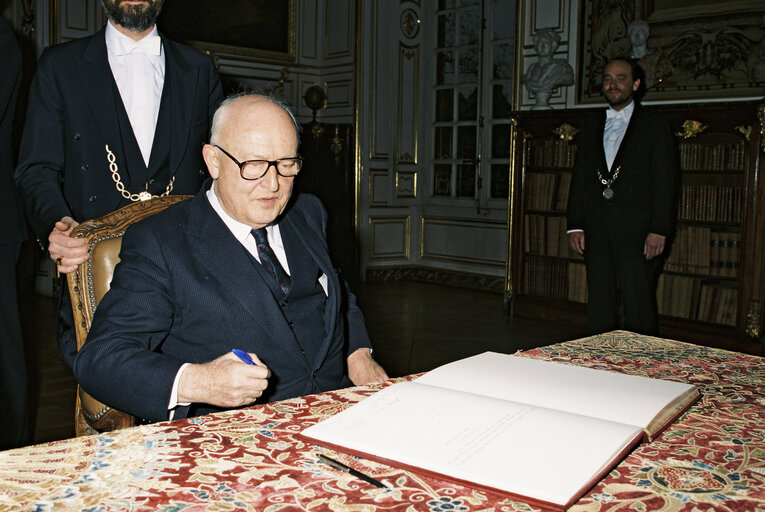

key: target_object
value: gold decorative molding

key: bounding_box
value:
[395,171,417,198]
[330,136,343,155]
[504,278,514,309]
[552,123,579,142]
[21,0,35,40]
[204,50,219,70]
[368,216,410,260]
[758,104,765,153]
[400,8,420,39]
[366,266,504,293]
[506,117,519,306]
[745,300,760,338]
[734,124,751,141]
[675,120,708,139]
[263,67,290,98]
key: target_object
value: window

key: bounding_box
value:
[432,0,515,204]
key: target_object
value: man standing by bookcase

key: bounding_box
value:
[566,57,677,335]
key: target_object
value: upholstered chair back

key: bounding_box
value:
[67,195,190,436]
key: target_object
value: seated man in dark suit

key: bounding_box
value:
[74,93,387,422]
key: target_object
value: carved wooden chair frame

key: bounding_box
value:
[67,195,191,436]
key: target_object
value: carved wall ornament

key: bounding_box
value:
[204,50,219,70]
[263,67,290,98]
[553,123,579,142]
[21,0,35,40]
[330,136,343,155]
[675,120,708,139]
[400,8,420,39]
[735,125,751,141]
[745,300,760,338]
[579,2,765,103]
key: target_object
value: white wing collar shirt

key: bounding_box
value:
[603,100,634,171]
[105,21,165,167]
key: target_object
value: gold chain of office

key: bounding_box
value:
[105,144,174,202]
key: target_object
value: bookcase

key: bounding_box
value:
[505,101,765,354]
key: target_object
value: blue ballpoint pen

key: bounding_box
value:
[232,348,258,365]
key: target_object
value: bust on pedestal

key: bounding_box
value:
[522,29,574,110]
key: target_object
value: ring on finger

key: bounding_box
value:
[55,257,62,266]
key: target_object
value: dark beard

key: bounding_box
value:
[102,0,163,32]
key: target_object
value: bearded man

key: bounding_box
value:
[15,0,223,368]
[566,58,677,336]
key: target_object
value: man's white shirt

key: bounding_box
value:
[105,21,164,167]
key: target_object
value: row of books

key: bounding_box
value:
[656,275,737,326]
[678,185,743,223]
[567,262,587,303]
[528,138,577,169]
[524,172,571,212]
[664,227,740,277]
[678,141,746,172]
[523,257,737,326]
[523,254,569,300]
[523,255,588,302]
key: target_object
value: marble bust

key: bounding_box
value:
[522,28,575,110]
[628,20,650,59]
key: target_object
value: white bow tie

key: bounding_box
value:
[113,34,161,56]
[606,108,628,119]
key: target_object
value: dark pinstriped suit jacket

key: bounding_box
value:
[73,186,372,422]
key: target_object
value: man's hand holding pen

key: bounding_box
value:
[177,351,270,407]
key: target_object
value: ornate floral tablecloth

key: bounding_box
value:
[1,331,763,511]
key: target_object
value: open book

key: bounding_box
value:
[301,352,699,510]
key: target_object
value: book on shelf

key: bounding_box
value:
[657,274,738,325]
[530,138,577,169]
[678,185,742,223]
[301,352,700,510]
[678,141,745,172]
[567,262,587,303]
[524,172,572,213]
[523,255,568,298]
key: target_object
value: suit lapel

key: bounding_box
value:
[595,111,609,172]
[78,28,128,172]
[280,199,341,336]
[161,37,196,178]
[184,191,302,356]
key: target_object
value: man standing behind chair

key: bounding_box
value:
[15,0,223,368]
[73,94,388,422]
[566,58,676,335]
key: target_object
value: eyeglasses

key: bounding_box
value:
[213,144,302,180]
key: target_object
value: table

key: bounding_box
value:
[1,331,763,511]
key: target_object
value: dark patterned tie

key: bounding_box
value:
[252,228,291,296]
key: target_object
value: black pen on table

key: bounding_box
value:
[317,453,387,489]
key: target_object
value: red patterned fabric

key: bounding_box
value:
[0,331,763,511]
